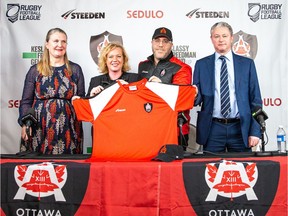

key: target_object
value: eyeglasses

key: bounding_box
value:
[153,38,171,45]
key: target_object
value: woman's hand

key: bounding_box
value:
[72,96,80,101]
[117,79,128,85]
[21,126,31,141]
[148,76,162,83]
[90,85,104,96]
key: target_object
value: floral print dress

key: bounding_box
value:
[18,61,85,154]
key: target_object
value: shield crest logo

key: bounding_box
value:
[232,30,258,59]
[90,31,123,65]
[144,103,153,113]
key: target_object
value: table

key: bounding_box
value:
[1,154,287,216]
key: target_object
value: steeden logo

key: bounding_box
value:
[186,8,229,19]
[61,9,105,19]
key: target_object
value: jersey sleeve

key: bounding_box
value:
[72,98,94,122]
[175,85,196,112]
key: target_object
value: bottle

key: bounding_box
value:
[276,125,286,153]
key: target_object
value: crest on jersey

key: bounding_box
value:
[144,102,153,113]
[90,31,123,65]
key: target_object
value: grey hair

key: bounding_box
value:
[210,22,233,36]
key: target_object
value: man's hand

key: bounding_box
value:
[193,85,198,96]
[248,136,260,147]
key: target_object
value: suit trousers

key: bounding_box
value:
[203,121,251,153]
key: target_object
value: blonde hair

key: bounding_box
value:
[37,28,72,76]
[98,42,131,74]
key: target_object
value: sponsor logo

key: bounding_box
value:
[183,160,280,215]
[6,4,42,23]
[186,8,229,19]
[144,102,153,113]
[172,45,196,65]
[160,69,166,77]
[248,3,282,22]
[8,99,21,108]
[22,45,43,65]
[90,31,123,65]
[62,9,105,19]
[116,109,126,112]
[1,162,90,216]
[263,97,282,107]
[127,10,164,18]
[232,31,257,59]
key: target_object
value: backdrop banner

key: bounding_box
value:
[1,0,287,153]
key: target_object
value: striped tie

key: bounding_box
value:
[219,56,231,118]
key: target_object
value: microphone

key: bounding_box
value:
[21,108,37,135]
[178,112,188,127]
[252,106,268,129]
[17,108,37,155]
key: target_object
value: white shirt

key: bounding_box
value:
[213,51,239,118]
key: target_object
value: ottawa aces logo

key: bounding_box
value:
[14,162,67,201]
[205,160,258,201]
[1,161,90,216]
[183,159,280,216]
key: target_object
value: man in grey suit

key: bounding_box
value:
[193,22,263,153]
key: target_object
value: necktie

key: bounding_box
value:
[219,56,231,118]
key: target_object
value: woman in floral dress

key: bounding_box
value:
[18,28,85,154]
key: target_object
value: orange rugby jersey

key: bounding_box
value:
[73,78,196,161]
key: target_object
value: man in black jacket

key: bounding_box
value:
[138,27,193,150]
